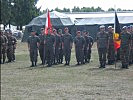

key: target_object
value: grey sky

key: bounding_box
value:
[36,0,133,11]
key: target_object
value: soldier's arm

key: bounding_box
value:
[27,38,30,51]
[37,37,40,48]
[70,35,73,49]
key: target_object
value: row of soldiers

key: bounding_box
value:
[0,29,17,64]
[27,27,94,67]
[97,25,133,69]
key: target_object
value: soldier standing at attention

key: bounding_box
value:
[6,30,16,63]
[107,26,115,65]
[87,32,94,63]
[27,29,40,67]
[120,26,131,69]
[53,29,61,65]
[74,31,85,65]
[58,29,64,64]
[45,28,55,67]
[1,31,8,64]
[83,30,90,63]
[12,33,17,62]
[0,30,5,64]
[97,25,109,68]
[129,25,133,65]
[62,27,73,66]
[39,28,46,65]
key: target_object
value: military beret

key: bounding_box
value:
[130,25,133,28]
[31,29,36,32]
[108,26,112,29]
[6,29,12,33]
[127,26,130,29]
[100,25,105,28]
[77,31,81,33]
[58,29,62,33]
[41,28,44,30]
[122,26,127,30]
[64,27,69,30]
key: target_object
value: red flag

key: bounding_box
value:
[114,12,121,51]
[44,9,52,35]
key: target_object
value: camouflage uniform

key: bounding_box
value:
[120,32,131,68]
[129,31,133,64]
[45,34,55,67]
[107,31,115,64]
[39,34,45,64]
[1,33,8,63]
[97,31,109,68]
[54,34,61,64]
[12,36,17,61]
[62,33,73,65]
[87,35,93,63]
[7,35,15,62]
[59,34,64,64]
[84,35,90,63]
[0,34,4,64]
[74,35,85,65]
[27,35,40,66]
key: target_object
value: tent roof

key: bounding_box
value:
[66,12,133,25]
[76,16,133,25]
[26,11,76,27]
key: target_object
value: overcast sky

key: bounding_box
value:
[36,0,133,11]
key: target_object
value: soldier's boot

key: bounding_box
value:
[30,62,34,67]
[67,61,70,66]
[121,63,125,68]
[61,59,63,64]
[99,62,103,68]
[35,62,37,66]
[102,62,106,68]
[87,59,90,63]
[76,62,80,65]
[64,61,67,66]
[13,55,16,61]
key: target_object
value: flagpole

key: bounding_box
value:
[114,5,117,69]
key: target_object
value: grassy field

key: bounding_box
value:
[1,42,133,100]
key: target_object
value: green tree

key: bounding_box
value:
[72,6,80,12]
[108,8,115,11]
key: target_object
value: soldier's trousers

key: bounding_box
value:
[55,47,60,63]
[98,48,107,65]
[64,48,71,63]
[120,47,129,66]
[45,47,54,66]
[59,48,63,63]
[84,48,88,62]
[2,47,7,63]
[75,48,84,63]
[107,45,115,62]
[87,48,92,61]
[7,46,13,62]
[30,49,38,62]
[39,45,45,64]
[129,48,133,63]
[13,48,16,61]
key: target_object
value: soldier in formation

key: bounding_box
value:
[107,26,115,65]
[27,29,40,67]
[6,29,17,63]
[74,31,85,65]
[39,28,46,65]
[119,26,131,69]
[96,25,109,68]
[62,27,73,66]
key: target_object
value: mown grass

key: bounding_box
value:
[1,42,133,100]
